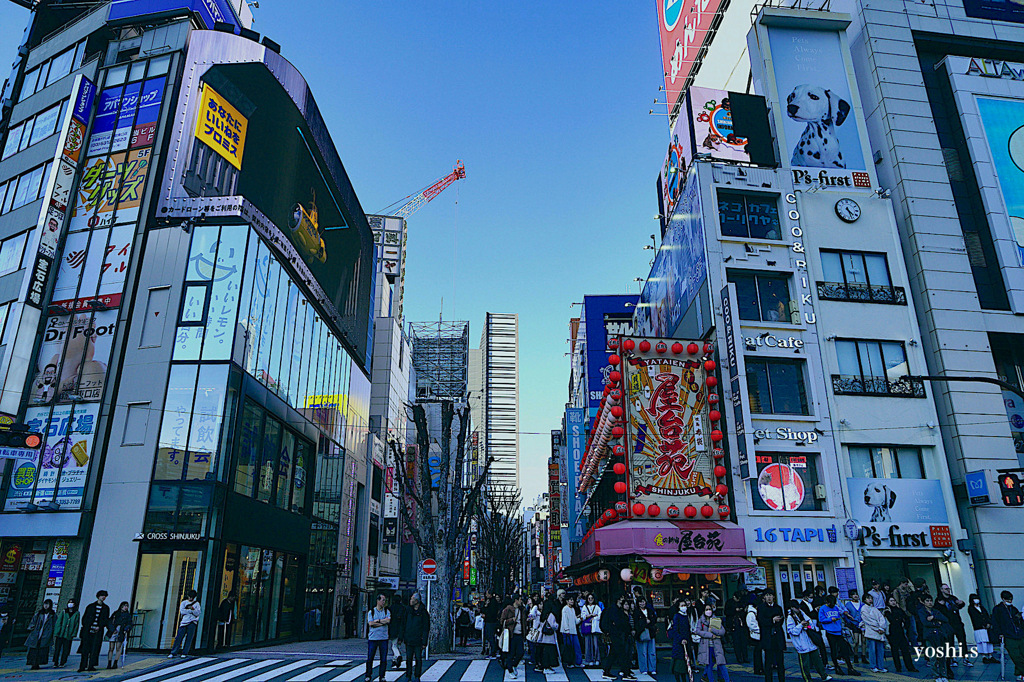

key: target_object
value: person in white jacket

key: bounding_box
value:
[787,605,833,682]
[168,590,201,657]
[859,594,889,673]
[561,596,582,668]
[580,594,602,667]
[747,602,763,676]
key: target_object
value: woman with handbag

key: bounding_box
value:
[634,597,657,675]
[581,593,602,667]
[534,597,560,673]
[560,595,583,668]
[696,603,729,682]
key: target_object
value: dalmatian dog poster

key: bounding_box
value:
[847,477,949,528]
[767,26,866,171]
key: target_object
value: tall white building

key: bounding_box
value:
[480,313,520,489]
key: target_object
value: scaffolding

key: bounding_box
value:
[408,320,470,399]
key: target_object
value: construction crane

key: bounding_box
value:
[379,161,466,219]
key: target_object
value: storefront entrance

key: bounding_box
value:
[134,550,202,649]
[777,560,829,609]
[860,556,940,594]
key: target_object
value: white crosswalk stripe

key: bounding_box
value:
[543,666,568,682]
[636,674,656,681]
[123,657,218,681]
[461,659,490,681]
[420,660,455,682]
[504,662,525,681]
[290,666,339,681]
[203,659,283,682]
[160,658,250,682]
[583,669,605,681]
[328,660,352,667]
[248,660,319,682]
[331,663,373,682]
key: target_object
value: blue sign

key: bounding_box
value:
[566,408,586,543]
[754,525,838,543]
[72,76,96,126]
[88,86,124,156]
[965,470,991,506]
[108,0,238,31]
[581,295,637,419]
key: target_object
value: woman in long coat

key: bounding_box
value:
[25,599,56,670]
[696,606,730,682]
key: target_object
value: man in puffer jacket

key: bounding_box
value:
[746,601,763,676]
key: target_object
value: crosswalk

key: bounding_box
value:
[118,657,637,682]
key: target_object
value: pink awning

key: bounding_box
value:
[575,520,749,566]
[645,554,756,574]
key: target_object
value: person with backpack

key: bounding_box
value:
[746,598,763,676]
[365,593,391,682]
[786,604,832,682]
[818,594,859,677]
[52,598,79,668]
[992,590,1024,682]
[633,596,657,675]
[457,604,473,647]
[535,596,561,674]
[499,594,526,677]
[842,591,865,664]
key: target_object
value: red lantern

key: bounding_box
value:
[704,343,714,354]
[687,342,699,354]
[709,410,721,422]
[612,426,624,437]
[710,430,723,442]
[716,484,729,497]
[608,354,621,366]
[667,505,680,518]
[639,340,651,352]
[684,505,698,518]
[706,375,718,388]
[613,462,626,475]
[613,445,625,456]
[708,392,719,404]
[614,481,627,494]
[611,406,624,418]
[718,504,731,518]
[700,504,714,518]
[655,341,668,354]
[609,371,622,383]
[704,359,717,372]
[648,504,661,516]
[608,337,620,350]
[615,501,627,513]
[671,342,684,354]
[633,503,646,516]
[597,518,605,528]
[610,388,623,400]
[603,509,613,519]
[714,465,727,478]
[712,448,725,460]
[622,339,635,351]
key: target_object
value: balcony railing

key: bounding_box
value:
[831,374,927,398]
[817,281,907,305]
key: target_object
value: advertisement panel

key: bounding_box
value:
[69,148,153,231]
[637,170,707,338]
[975,96,1024,265]
[88,77,166,156]
[846,478,951,550]
[194,83,247,170]
[108,0,238,30]
[622,336,718,512]
[582,296,638,418]
[964,0,1024,23]
[565,408,586,543]
[4,404,99,511]
[656,0,725,115]
[766,26,865,172]
[688,86,750,164]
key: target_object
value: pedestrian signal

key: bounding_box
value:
[998,472,1024,506]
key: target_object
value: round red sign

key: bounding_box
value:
[421,559,437,575]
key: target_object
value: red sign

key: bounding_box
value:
[421,559,437,575]
[930,525,953,549]
[656,0,725,116]
[463,559,470,580]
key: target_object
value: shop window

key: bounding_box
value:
[745,358,809,415]
[818,250,906,305]
[257,417,281,503]
[143,483,212,534]
[234,401,262,496]
[728,270,793,323]
[718,191,781,240]
[234,546,262,645]
[279,554,300,638]
[276,431,295,509]
[154,365,198,480]
[833,339,924,398]
[849,446,925,479]
[154,364,230,481]
[990,332,1024,457]
[257,549,275,641]
[751,453,824,511]
[371,464,383,503]
[0,232,29,276]
[202,225,247,361]
[291,440,309,514]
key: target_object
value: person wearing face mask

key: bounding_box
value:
[669,598,693,682]
[992,590,1024,681]
[696,603,729,682]
[52,598,79,668]
[967,593,998,664]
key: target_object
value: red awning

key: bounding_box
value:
[644,554,756,574]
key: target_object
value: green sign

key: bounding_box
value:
[470,567,477,586]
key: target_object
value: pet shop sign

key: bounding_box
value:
[847,477,950,549]
[752,427,818,445]
[791,168,872,190]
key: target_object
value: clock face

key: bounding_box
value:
[835,198,861,223]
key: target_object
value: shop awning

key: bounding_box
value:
[644,554,756,574]
[574,520,749,567]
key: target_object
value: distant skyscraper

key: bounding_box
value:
[480,313,519,489]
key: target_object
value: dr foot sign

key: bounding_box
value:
[195,83,246,170]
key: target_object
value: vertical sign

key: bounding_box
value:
[721,283,753,478]
[656,0,725,117]
[565,408,586,543]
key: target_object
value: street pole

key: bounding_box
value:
[426,579,431,660]
[902,374,1024,401]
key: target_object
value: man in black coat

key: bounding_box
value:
[78,590,109,672]
[757,591,786,682]
[403,594,431,682]
[602,595,635,680]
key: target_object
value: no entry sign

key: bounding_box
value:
[420,559,437,580]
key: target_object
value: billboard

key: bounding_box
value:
[582,295,637,418]
[88,77,166,156]
[637,170,707,338]
[565,408,586,543]
[846,478,952,550]
[975,96,1024,265]
[156,33,375,368]
[108,0,239,30]
[766,26,865,172]
[964,0,1024,23]
[622,336,719,512]
[656,0,725,116]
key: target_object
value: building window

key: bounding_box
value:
[833,339,924,397]
[990,332,1024,457]
[818,250,907,305]
[728,270,793,322]
[718,191,781,240]
[746,358,809,415]
[849,446,925,479]
[752,453,824,511]
[17,40,86,102]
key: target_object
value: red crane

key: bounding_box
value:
[380,161,466,219]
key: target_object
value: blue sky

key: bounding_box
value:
[0,2,670,507]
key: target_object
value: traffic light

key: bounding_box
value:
[0,429,43,459]
[998,472,1024,507]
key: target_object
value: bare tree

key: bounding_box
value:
[476,486,524,597]
[388,399,492,653]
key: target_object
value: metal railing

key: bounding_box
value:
[832,374,926,398]
[816,281,908,305]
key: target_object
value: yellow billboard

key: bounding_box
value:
[194,83,247,170]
